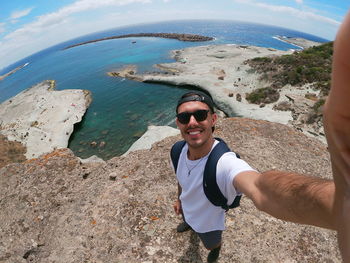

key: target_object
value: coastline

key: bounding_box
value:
[273,36,322,49]
[110,39,327,145]
[0,62,29,81]
[64,33,214,50]
[0,80,92,159]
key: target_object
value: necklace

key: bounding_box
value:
[185,156,205,176]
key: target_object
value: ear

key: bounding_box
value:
[175,117,180,128]
[211,112,217,127]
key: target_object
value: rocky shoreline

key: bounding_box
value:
[0,62,29,81]
[64,33,214,50]
[109,40,327,143]
[274,36,322,49]
[0,80,92,161]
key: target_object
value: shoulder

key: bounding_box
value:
[217,152,254,172]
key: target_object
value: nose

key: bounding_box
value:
[187,114,198,126]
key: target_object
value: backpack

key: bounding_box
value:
[170,138,241,211]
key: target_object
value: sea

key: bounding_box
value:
[0,20,328,160]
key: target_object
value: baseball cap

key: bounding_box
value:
[176,91,214,113]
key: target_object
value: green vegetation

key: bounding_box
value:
[247,42,333,96]
[246,87,280,104]
[312,98,326,111]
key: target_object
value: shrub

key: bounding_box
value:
[246,87,280,104]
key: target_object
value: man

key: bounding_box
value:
[173,90,255,262]
[173,10,350,262]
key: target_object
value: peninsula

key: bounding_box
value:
[0,80,92,159]
[0,62,29,81]
[64,33,214,50]
[109,39,330,143]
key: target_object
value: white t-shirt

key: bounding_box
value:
[175,140,255,233]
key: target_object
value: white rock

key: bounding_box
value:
[0,80,91,159]
[123,125,180,155]
[79,155,106,164]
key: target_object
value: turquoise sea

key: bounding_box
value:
[0,20,328,160]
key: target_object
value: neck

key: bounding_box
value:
[187,137,215,160]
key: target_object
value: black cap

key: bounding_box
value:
[176,91,214,113]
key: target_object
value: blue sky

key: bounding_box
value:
[0,0,349,70]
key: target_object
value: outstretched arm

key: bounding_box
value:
[234,170,336,229]
[235,10,350,261]
[323,10,350,260]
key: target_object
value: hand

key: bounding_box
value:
[323,10,350,261]
[173,199,182,215]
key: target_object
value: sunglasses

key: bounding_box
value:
[176,109,210,124]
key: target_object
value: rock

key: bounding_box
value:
[123,125,180,156]
[101,130,109,135]
[0,80,91,159]
[305,93,318,101]
[0,118,340,262]
[99,141,106,148]
[218,76,224,80]
[79,155,105,164]
[273,101,293,111]
[228,93,234,97]
[90,141,97,147]
[236,93,242,102]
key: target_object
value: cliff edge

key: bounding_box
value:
[0,117,340,262]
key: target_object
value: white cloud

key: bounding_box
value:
[0,23,5,34]
[295,0,303,4]
[4,0,151,41]
[0,0,153,69]
[255,2,341,26]
[10,8,34,20]
[233,0,341,26]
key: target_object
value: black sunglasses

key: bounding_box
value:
[176,109,210,124]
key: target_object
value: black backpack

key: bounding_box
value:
[170,138,241,211]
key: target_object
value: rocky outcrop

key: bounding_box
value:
[0,80,92,159]
[0,117,340,262]
[108,43,328,143]
[64,33,214,50]
[0,62,29,81]
[123,125,180,156]
[274,36,322,49]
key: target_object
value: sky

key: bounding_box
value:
[0,0,349,70]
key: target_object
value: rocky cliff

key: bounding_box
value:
[0,117,340,262]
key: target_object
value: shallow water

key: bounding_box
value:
[0,20,328,159]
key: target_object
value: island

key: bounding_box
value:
[63,33,214,49]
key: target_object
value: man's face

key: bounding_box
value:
[176,101,217,149]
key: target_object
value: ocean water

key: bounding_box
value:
[0,20,328,159]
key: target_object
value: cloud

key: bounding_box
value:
[255,2,341,26]
[0,23,5,34]
[4,0,151,41]
[295,0,303,4]
[233,0,341,26]
[10,8,34,20]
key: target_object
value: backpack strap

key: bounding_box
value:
[203,138,241,211]
[171,138,241,211]
[170,140,186,173]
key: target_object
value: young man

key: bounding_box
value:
[173,90,256,262]
[173,10,350,262]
